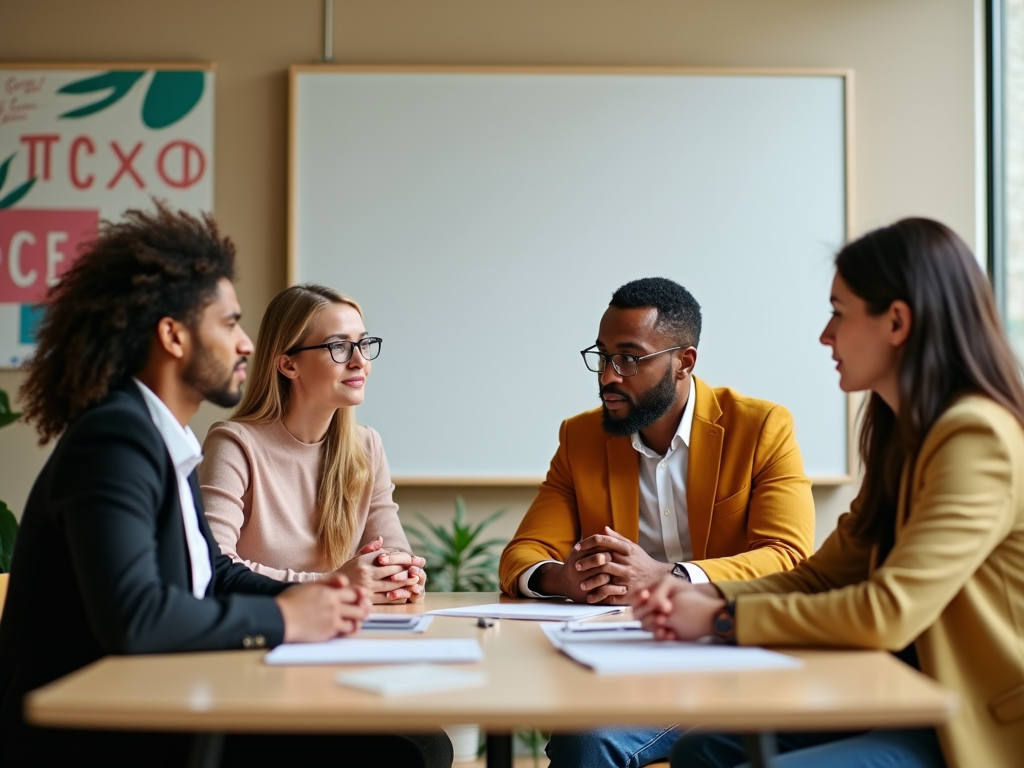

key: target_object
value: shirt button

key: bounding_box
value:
[659,461,667,469]
[664,509,670,516]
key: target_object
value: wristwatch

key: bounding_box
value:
[711,601,737,645]
[671,563,691,581]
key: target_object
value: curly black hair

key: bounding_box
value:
[20,201,237,444]
[609,277,702,348]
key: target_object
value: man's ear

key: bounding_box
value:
[889,300,912,348]
[155,317,189,360]
[676,347,698,380]
[277,353,299,380]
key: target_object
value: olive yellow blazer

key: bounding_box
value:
[718,395,1024,768]
[499,377,815,595]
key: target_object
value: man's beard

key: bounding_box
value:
[600,365,678,436]
[183,341,244,409]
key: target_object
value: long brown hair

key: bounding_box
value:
[20,202,236,444]
[839,218,1024,541]
[232,284,371,567]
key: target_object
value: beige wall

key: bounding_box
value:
[0,0,978,548]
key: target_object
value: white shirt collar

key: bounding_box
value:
[630,380,696,459]
[132,378,203,477]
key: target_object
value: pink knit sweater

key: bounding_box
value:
[198,420,409,582]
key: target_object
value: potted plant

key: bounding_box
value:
[406,497,548,766]
[406,495,506,593]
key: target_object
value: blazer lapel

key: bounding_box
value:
[687,378,724,560]
[607,436,640,541]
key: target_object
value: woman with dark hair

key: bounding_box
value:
[633,218,1024,768]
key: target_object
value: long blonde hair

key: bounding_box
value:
[233,283,371,567]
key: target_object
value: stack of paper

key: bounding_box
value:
[361,614,434,633]
[539,623,801,675]
[544,620,654,647]
[428,603,624,622]
[264,638,482,666]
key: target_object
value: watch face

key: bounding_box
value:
[713,609,735,639]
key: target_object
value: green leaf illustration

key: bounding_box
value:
[0,177,36,210]
[142,71,204,129]
[58,71,145,119]
[0,153,12,192]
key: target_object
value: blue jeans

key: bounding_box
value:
[547,726,681,768]
[670,728,946,768]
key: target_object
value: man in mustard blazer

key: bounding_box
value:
[498,277,815,768]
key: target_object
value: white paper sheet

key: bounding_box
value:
[336,664,487,697]
[428,603,624,622]
[264,638,482,666]
[539,624,802,674]
[562,641,802,674]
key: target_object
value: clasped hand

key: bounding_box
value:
[555,526,673,604]
[631,575,726,641]
[276,573,371,643]
[333,535,428,604]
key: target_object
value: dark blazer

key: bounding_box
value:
[0,382,289,760]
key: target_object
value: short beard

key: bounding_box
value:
[183,341,244,409]
[601,365,678,437]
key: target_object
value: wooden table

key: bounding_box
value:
[25,593,957,768]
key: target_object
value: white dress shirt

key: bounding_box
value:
[134,378,212,598]
[520,385,708,597]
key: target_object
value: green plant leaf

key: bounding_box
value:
[0,389,23,428]
[0,177,36,209]
[58,71,145,119]
[142,71,204,129]
[406,496,508,592]
[0,501,18,573]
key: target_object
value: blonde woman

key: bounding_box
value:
[199,283,426,603]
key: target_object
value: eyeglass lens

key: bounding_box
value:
[329,338,381,363]
[583,351,637,376]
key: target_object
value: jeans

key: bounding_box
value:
[670,728,946,768]
[547,726,681,768]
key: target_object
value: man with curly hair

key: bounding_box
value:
[0,203,451,768]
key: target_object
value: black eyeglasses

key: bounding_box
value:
[580,344,684,377]
[288,337,383,364]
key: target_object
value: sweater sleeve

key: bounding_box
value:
[199,423,328,583]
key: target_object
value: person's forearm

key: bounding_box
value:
[531,562,564,596]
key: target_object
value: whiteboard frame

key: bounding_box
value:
[288,64,857,487]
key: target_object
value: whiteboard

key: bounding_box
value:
[290,67,852,483]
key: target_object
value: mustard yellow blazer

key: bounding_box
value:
[499,377,815,595]
[719,395,1024,768]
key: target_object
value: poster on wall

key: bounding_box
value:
[0,63,214,367]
